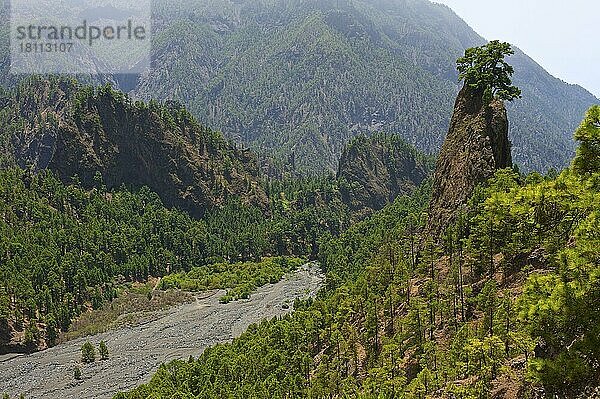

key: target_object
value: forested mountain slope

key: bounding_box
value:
[0,76,364,352]
[0,77,267,217]
[132,0,597,173]
[118,107,600,399]
[0,165,351,353]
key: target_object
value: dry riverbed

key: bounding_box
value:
[0,263,323,399]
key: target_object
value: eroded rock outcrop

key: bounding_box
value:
[338,133,432,217]
[428,85,512,236]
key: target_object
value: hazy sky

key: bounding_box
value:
[433,0,600,99]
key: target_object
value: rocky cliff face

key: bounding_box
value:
[338,134,432,217]
[0,78,268,217]
[428,85,512,236]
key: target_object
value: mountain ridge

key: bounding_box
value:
[0,1,596,174]
[126,0,598,174]
[0,77,268,217]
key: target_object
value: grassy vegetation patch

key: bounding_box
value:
[61,282,193,342]
[158,257,306,303]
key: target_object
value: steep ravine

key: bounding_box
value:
[0,264,324,399]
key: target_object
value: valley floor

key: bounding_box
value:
[0,264,323,399]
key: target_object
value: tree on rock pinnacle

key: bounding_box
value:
[457,40,522,103]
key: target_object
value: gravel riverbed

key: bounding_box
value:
[0,263,323,399]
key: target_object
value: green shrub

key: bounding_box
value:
[99,341,109,360]
[81,341,96,364]
[74,366,82,380]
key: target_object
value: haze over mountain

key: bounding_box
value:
[127,0,598,173]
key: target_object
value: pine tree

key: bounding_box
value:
[457,40,522,102]
[74,366,82,380]
[81,341,96,364]
[573,105,600,177]
[99,341,109,360]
